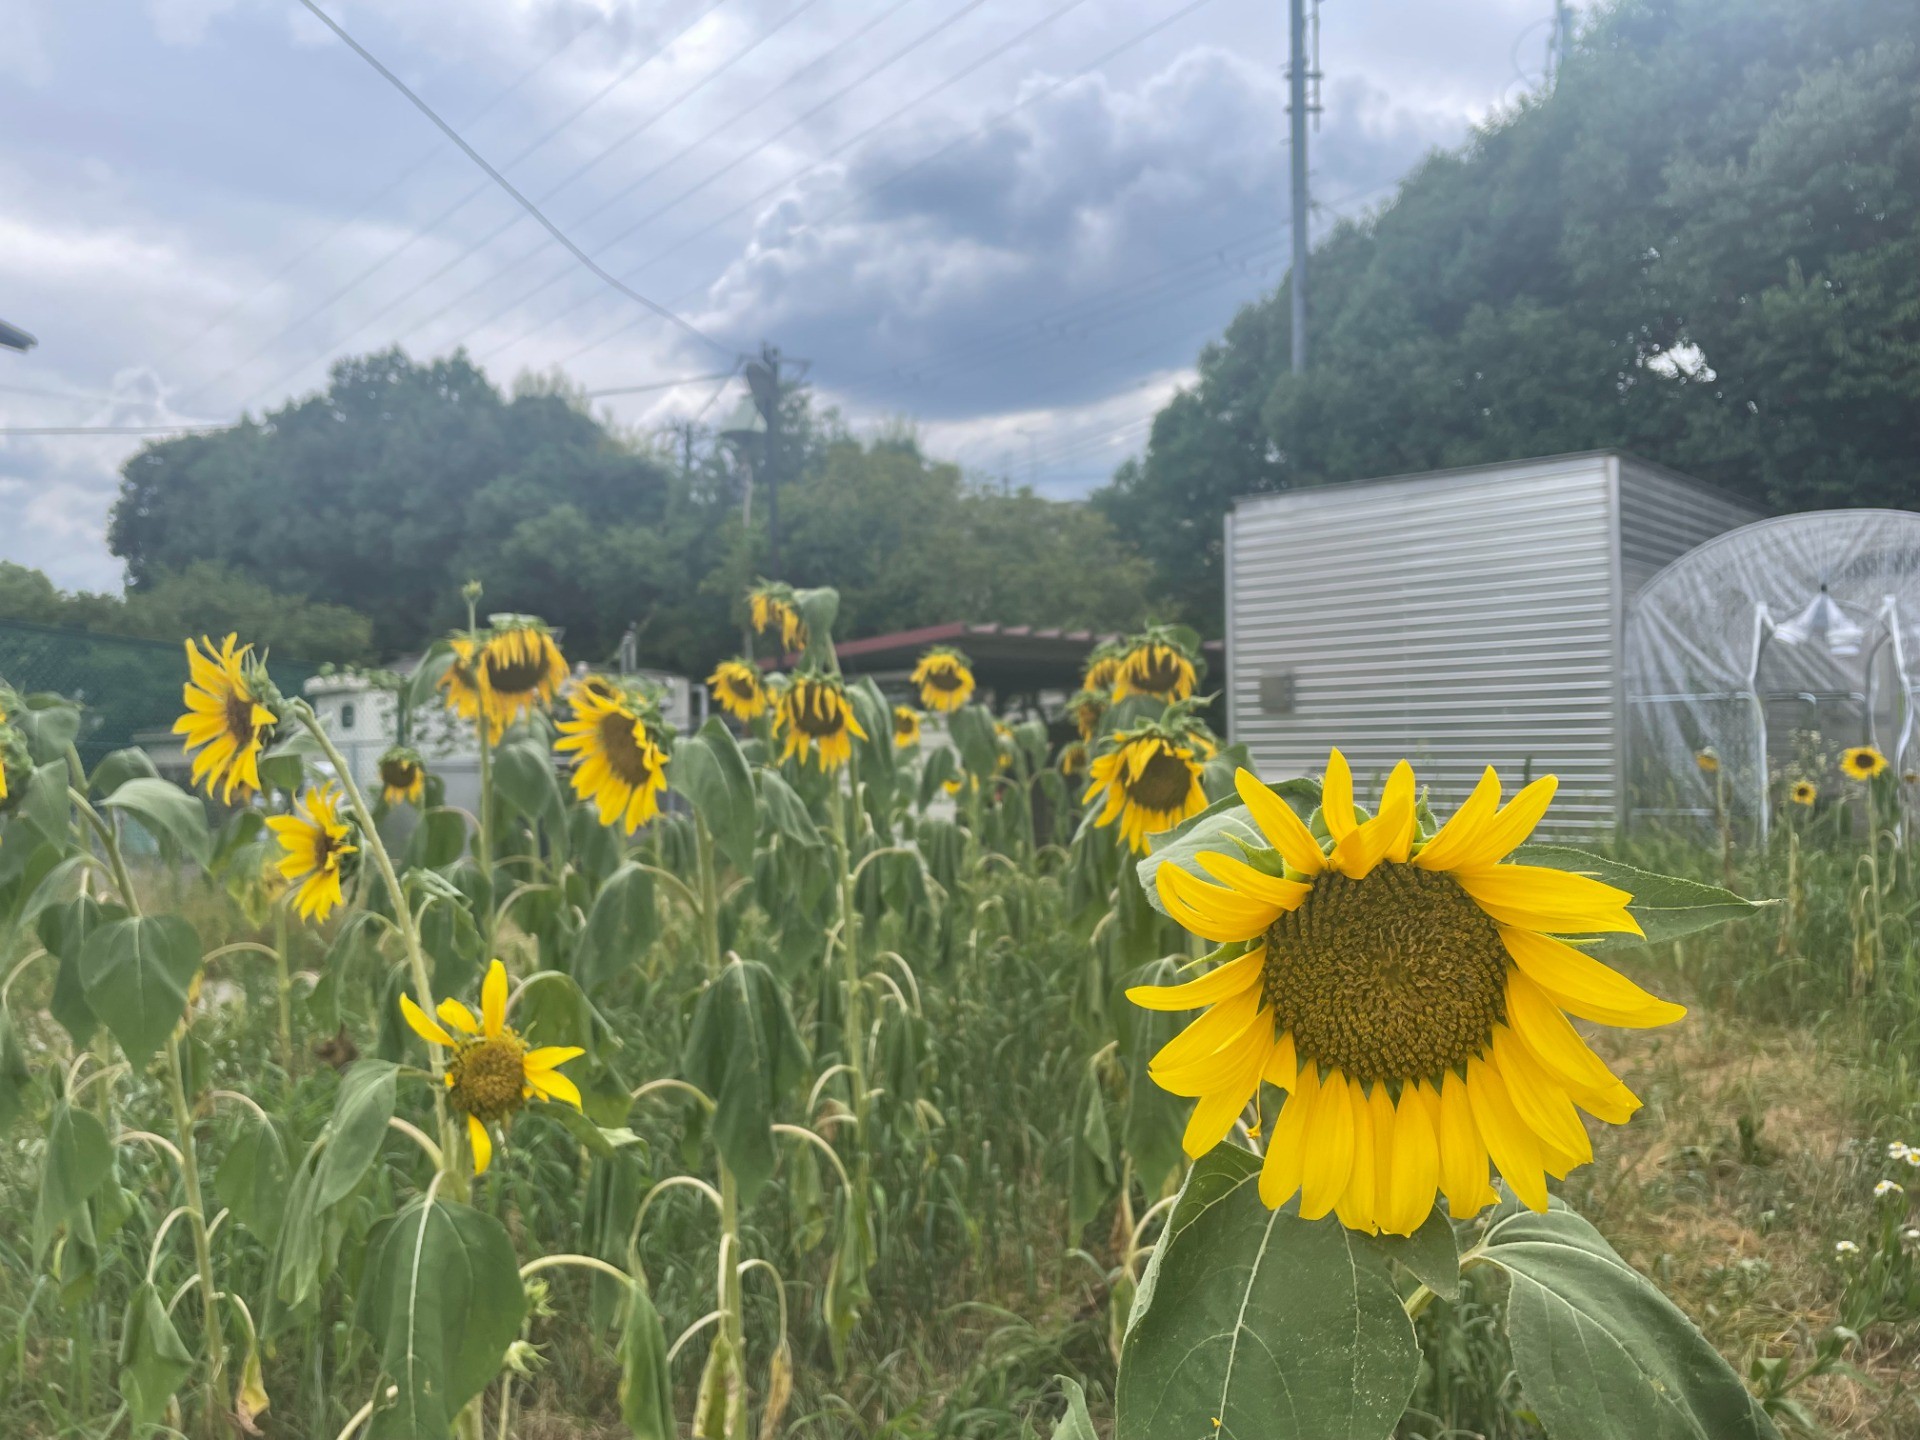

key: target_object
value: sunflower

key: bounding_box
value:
[378,746,426,807]
[265,783,357,923]
[477,619,568,731]
[1128,749,1680,1237]
[1695,749,1720,774]
[1113,637,1198,703]
[1069,689,1107,742]
[911,647,976,714]
[438,635,496,740]
[569,672,621,711]
[749,585,808,653]
[556,686,669,834]
[708,659,770,722]
[893,705,923,748]
[1084,726,1208,853]
[1789,780,1818,807]
[174,634,277,803]
[400,959,584,1174]
[777,673,867,772]
[1059,740,1089,778]
[1082,642,1124,694]
[1842,746,1889,781]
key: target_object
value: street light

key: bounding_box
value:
[0,318,37,353]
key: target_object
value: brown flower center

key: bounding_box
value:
[793,686,848,738]
[1262,865,1507,1086]
[485,649,548,697]
[224,689,259,744]
[598,710,657,786]
[381,759,419,791]
[1130,647,1187,695]
[923,665,964,692]
[449,1032,529,1122]
[1124,746,1197,812]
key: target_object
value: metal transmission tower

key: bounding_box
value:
[721,345,810,580]
[1286,0,1322,374]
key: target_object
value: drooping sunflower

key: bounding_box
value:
[400,959,584,1174]
[1084,724,1208,853]
[556,685,670,834]
[777,672,867,771]
[749,584,808,653]
[174,633,277,803]
[708,658,770,722]
[910,647,976,714]
[265,783,357,923]
[1790,780,1818,807]
[1695,749,1720,774]
[438,635,497,740]
[1082,642,1124,694]
[893,705,923,748]
[478,618,568,732]
[1058,740,1089,778]
[1129,749,1680,1237]
[378,746,426,807]
[1842,746,1890,781]
[1112,635,1199,703]
[1069,688,1107,742]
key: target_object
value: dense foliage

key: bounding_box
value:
[104,351,1150,669]
[1095,0,1920,631]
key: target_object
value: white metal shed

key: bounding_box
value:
[1224,452,1762,837]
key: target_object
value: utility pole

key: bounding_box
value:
[1286,0,1314,374]
[1546,0,1573,86]
[744,345,785,579]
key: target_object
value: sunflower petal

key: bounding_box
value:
[1299,1069,1357,1221]
[1331,760,1416,878]
[1234,769,1325,875]
[400,994,458,1050]
[1502,967,1629,1096]
[1466,1056,1548,1212]
[1444,776,1558,870]
[1126,947,1266,1012]
[1454,864,1642,936]
[468,1115,493,1175]
[482,959,509,1037]
[1414,767,1502,872]
[528,1067,583,1110]
[1259,1064,1318,1208]
[1334,1079,1379,1234]
[438,999,481,1035]
[1156,864,1283,943]
[524,1045,586,1073]
[1437,1072,1497,1219]
[1490,1026,1591,1177]
[1320,749,1358,841]
[1384,1084,1440,1238]
[1501,926,1686,1028]
[1196,851,1312,909]
[1262,1029,1298,1090]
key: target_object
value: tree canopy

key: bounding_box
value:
[105,350,1149,674]
[1095,0,1920,633]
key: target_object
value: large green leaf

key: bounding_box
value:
[34,1100,112,1261]
[947,704,1000,779]
[1049,1377,1100,1440]
[671,718,757,875]
[494,737,569,843]
[1514,846,1771,950]
[79,914,201,1066]
[681,958,809,1205]
[88,747,159,799]
[619,1282,675,1440]
[573,862,657,992]
[360,1195,527,1440]
[757,770,823,850]
[19,760,72,852]
[14,698,81,764]
[118,1280,195,1429]
[36,895,119,1048]
[1480,1203,1780,1440]
[404,808,471,870]
[314,1059,399,1209]
[101,777,212,869]
[1115,1146,1420,1440]
[218,1112,293,1248]
[1135,778,1321,919]
[0,1005,34,1134]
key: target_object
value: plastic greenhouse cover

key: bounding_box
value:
[1624,509,1920,836]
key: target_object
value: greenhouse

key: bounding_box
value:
[1625,510,1920,838]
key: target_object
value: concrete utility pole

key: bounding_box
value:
[744,345,786,579]
[1286,0,1312,373]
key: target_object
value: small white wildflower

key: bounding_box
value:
[1876,1179,1905,1198]
[1904,1228,1920,1244]
[1889,1142,1912,1160]
[1907,1151,1920,1169]
[1835,1240,1861,1256]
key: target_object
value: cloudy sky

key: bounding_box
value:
[1,0,1571,590]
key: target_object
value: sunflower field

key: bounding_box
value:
[1,577,1916,1439]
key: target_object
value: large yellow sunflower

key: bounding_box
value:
[378,747,426,807]
[1082,643,1124,694]
[1112,639,1198,703]
[174,634,276,803]
[1084,727,1208,853]
[1842,746,1889,781]
[1128,750,1681,1237]
[708,658,770,722]
[265,783,356,923]
[555,686,669,834]
[478,620,567,731]
[893,705,923,748]
[400,959,584,1174]
[749,587,807,653]
[910,647,975,714]
[777,673,867,771]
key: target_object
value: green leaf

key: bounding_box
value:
[494,737,568,835]
[757,770,823,850]
[315,1060,399,1210]
[1365,1208,1459,1302]
[101,777,212,869]
[1480,1203,1781,1440]
[793,586,841,667]
[1069,1064,1115,1236]
[1049,1377,1100,1440]
[88,747,158,799]
[37,895,119,1048]
[1136,778,1322,919]
[619,1282,676,1440]
[34,1100,112,1262]
[1113,959,1188,1200]
[404,809,471,870]
[257,736,311,796]
[419,894,484,999]
[360,1195,527,1440]
[671,718,756,875]
[681,958,809,1205]
[118,1281,195,1429]
[573,862,657,992]
[0,1005,34,1134]
[916,745,959,810]
[79,914,201,1067]
[1515,845,1772,949]
[948,704,1000,779]
[14,698,81,764]
[218,1112,292,1248]
[1115,1145,1420,1440]
[18,759,73,854]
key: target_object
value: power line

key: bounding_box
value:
[0,425,221,437]
[585,373,736,398]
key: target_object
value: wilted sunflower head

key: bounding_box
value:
[776,672,867,772]
[1695,749,1720,774]
[174,633,277,803]
[708,658,770,722]
[437,635,499,740]
[478,617,568,731]
[1130,748,1681,1237]
[892,705,923,748]
[748,583,807,653]
[910,646,975,714]
[401,959,584,1174]
[265,782,358,923]
[1112,631,1200,704]
[1069,688,1107,742]
[1841,746,1889,781]
[556,684,670,834]
[1789,779,1818,807]
[1083,721,1208,854]
[1058,740,1089,778]
[1082,642,1124,694]
[378,746,426,807]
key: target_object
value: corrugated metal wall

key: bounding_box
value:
[1616,459,1763,597]
[1225,453,1759,838]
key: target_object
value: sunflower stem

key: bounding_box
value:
[477,711,496,955]
[717,1161,750,1440]
[273,899,295,1085]
[827,784,868,1145]
[693,813,723,979]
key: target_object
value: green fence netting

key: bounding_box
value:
[0,619,317,769]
